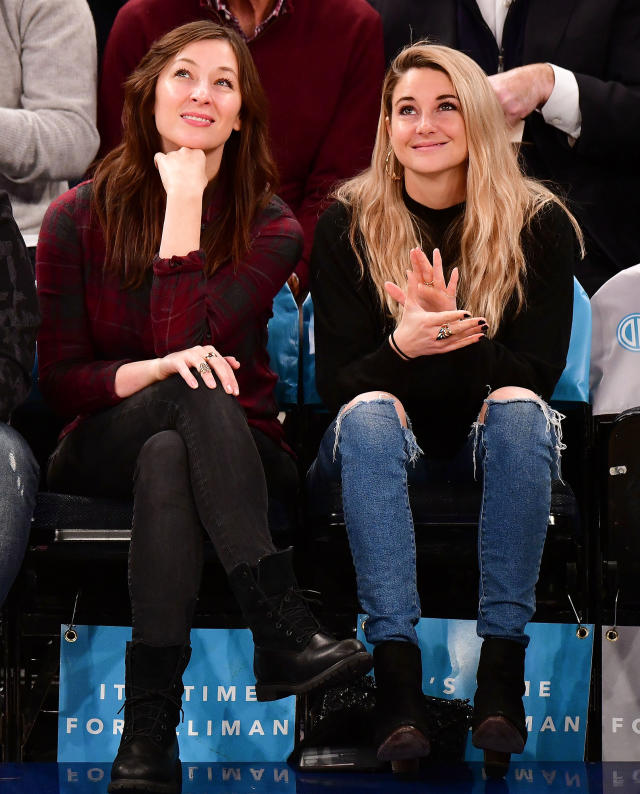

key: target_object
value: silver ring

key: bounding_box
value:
[198,361,212,374]
[435,324,452,341]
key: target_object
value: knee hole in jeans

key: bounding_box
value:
[477,386,540,424]
[342,391,407,427]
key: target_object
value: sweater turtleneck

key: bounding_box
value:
[402,186,465,259]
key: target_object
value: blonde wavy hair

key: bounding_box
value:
[335,42,582,334]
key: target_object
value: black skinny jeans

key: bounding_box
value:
[47,375,296,646]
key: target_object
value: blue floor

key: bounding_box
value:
[2,763,640,793]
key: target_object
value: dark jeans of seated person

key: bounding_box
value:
[47,373,297,645]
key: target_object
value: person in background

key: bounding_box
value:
[1,0,99,262]
[37,22,371,794]
[367,0,640,296]
[97,0,385,297]
[308,42,581,775]
[0,192,40,607]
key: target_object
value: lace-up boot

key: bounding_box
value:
[229,547,372,701]
[108,642,191,793]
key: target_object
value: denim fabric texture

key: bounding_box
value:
[0,422,39,604]
[47,374,296,646]
[307,396,561,648]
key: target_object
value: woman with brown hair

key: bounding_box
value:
[308,42,582,775]
[36,21,370,793]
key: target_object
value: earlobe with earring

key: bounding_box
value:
[385,148,401,181]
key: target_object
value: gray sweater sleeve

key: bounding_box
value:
[0,0,100,183]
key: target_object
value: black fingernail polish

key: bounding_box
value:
[463,312,471,318]
[481,324,489,334]
[477,320,484,326]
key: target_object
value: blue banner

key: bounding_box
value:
[357,617,593,762]
[58,626,296,763]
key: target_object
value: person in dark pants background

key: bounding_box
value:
[0,192,40,607]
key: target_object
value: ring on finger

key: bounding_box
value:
[198,361,212,374]
[205,351,219,359]
[423,280,435,287]
[435,323,452,341]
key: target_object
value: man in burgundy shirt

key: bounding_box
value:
[98,0,385,296]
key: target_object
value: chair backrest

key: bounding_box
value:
[303,276,592,408]
[589,263,640,416]
[551,277,592,404]
[266,282,300,407]
[301,293,323,407]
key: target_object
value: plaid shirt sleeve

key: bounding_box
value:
[36,189,131,418]
[151,197,303,356]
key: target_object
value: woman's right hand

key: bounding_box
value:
[154,147,208,198]
[155,345,240,396]
[385,273,486,358]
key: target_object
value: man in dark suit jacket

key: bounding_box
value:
[368,0,640,295]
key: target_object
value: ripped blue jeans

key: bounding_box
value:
[0,422,39,605]
[306,396,562,648]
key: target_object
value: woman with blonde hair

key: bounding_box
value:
[308,42,581,774]
[37,21,371,794]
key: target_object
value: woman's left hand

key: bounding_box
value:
[405,247,458,313]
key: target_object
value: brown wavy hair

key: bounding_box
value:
[92,21,278,288]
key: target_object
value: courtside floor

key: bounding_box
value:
[1,763,640,793]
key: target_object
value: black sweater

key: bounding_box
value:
[310,196,577,456]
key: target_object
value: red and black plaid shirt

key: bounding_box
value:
[36,181,302,447]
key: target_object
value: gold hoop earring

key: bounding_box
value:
[385,148,401,181]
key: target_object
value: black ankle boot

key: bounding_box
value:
[108,642,191,794]
[373,641,431,763]
[472,638,527,778]
[228,548,372,701]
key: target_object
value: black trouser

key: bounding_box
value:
[47,375,297,645]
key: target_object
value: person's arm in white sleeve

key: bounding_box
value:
[540,64,582,142]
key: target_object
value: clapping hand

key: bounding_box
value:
[396,247,459,313]
[384,263,486,359]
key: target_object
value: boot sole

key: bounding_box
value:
[472,715,525,754]
[255,650,373,701]
[377,725,431,762]
[108,760,181,794]
[483,750,511,779]
[108,782,180,794]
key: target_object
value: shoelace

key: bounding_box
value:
[262,587,324,643]
[117,686,184,740]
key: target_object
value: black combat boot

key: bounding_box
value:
[228,547,372,701]
[472,638,527,779]
[108,642,191,793]
[373,641,431,768]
